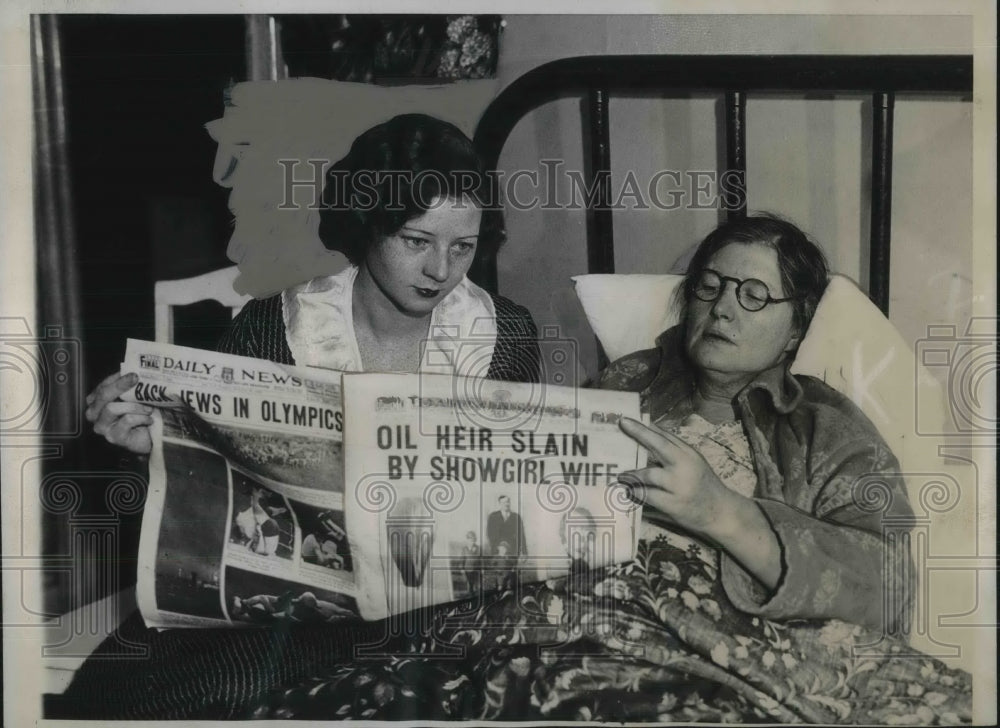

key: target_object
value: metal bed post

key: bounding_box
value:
[586,88,615,370]
[724,90,747,220]
[870,92,895,317]
[587,88,615,274]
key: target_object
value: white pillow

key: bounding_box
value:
[790,276,948,470]
[571,274,684,363]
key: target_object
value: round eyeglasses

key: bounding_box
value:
[690,268,799,312]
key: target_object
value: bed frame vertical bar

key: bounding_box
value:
[587,88,615,274]
[870,91,895,316]
[724,91,747,220]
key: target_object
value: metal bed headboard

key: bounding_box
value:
[471,54,972,315]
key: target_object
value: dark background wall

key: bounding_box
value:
[64,14,244,380]
[49,15,245,611]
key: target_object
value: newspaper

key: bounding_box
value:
[341,372,644,620]
[122,339,643,627]
[123,339,357,628]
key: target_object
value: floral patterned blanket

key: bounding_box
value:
[247,532,973,723]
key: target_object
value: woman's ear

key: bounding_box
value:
[783,325,803,357]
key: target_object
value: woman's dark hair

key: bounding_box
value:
[318,113,505,265]
[679,214,829,335]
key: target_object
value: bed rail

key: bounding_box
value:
[472,54,973,315]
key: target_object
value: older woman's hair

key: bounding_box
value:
[681,214,829,333]
[318,114,505,265]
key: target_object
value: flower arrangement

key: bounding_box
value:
[436,15,501,80]
[278,14,503,83]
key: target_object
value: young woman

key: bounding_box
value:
[85,114,541,450]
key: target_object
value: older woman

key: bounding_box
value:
[602,214,914,634]
[86,114,540,451]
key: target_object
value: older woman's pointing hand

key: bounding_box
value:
[618,417,735,537]
[618,416,783,592]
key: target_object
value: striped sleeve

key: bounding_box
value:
[216,295,295,365]
[487,294,541,383]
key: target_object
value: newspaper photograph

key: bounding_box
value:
[121,339,363,628]
[341,372,645,621]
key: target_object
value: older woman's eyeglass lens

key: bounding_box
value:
[692,269,798,312]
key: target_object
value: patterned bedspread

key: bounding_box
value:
[243,532,972,723]
[52,532,974,723]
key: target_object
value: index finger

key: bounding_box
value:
[618,417,692,462]
[86,372,138,415]
[86,371,121,403]
[102,372,139,399]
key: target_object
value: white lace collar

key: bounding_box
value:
[281,266,497,376]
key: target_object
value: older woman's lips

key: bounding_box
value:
[704,331,734,343]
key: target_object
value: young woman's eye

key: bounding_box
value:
[401,235,430,249]
[451,241,476,256]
